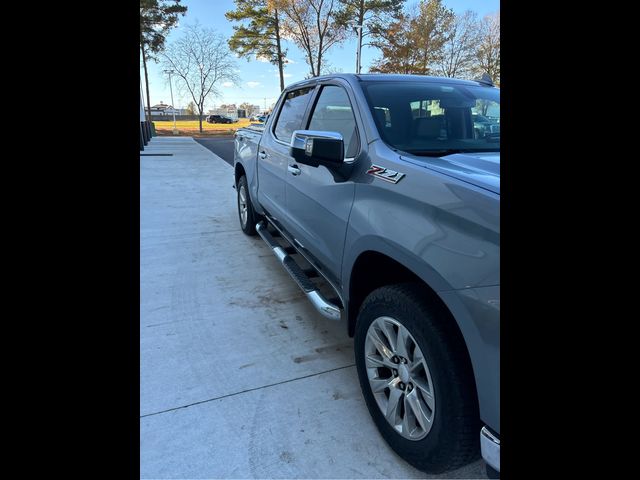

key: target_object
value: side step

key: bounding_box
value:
[256,221,341,321]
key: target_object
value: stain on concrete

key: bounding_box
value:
[292,342,353,364]
[279,451,294,463]
[314,342,352,354]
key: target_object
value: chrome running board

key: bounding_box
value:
[256,221,341,321]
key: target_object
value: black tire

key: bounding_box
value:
[354,283,480,473]
[237,175,258,235]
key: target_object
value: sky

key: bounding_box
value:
[141,0,499,112]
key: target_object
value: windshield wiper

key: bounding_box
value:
[403,149,463,157]
[404,148,499,157]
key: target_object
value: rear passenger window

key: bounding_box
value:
[273,87,314,142]
[307,86,359,158]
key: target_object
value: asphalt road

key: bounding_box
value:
[194,136,234,166]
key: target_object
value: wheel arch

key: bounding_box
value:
[234,162,246,186]
[345,246,488,428]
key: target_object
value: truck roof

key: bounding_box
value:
[285,73,489,90]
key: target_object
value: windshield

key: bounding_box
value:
[362,81,500,155]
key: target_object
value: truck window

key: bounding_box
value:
[307,85,359,158]
[273,87,314,143]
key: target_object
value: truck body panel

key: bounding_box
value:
[232,73,500,457]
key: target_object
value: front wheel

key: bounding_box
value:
[354,283,480,473]
[237,175,258,235]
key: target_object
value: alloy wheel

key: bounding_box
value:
[364,316,436,440]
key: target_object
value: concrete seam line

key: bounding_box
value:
[140,364,356,419]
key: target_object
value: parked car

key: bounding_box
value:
[206,114,234,124]
[232,74,500,477]
[472,113,500,140]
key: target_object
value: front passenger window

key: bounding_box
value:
[307,86,359,158]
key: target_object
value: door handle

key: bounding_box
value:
[258,151,268,160]
[288,165,301,176]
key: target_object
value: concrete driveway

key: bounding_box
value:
[140,137,486,479]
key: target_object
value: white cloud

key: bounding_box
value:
[246,81,261,88]
[284,58,295,64]
[256,55,270,62]
[222,82,234,87]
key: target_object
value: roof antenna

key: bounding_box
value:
[476,73,494,86]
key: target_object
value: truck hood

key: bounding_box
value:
[401,151,500,194]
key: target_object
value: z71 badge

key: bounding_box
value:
[366,165,406,184]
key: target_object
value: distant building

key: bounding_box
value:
[207,103,239,120]
[150,101,185,116]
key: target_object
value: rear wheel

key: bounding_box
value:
[237,175,258,235]
[354,283,480,473]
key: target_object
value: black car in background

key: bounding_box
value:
[206,114,236,124]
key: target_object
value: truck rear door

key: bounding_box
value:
[257,87,314,223]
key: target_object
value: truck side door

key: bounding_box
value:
[257,87,314,223]
[284,83,361,287]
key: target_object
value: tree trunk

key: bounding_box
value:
[140,37,152,124]
[274,8,285,92]
[315,5,323,76]
[199,107,203,133]
[358,0,365,73]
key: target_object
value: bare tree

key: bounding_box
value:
[276,0,347,77]
[161,24,240,132]
[474,11,500,85]
[436,10,481,79]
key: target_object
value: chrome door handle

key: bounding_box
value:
[258,151,268,160]
[288,165,301,176]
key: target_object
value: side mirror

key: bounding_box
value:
[289,130,344,167]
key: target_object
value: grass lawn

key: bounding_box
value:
[153,119,257,137]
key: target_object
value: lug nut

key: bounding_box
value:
[393,356,399,364]
[401,357,407,364]
[407,384,413,392]
[398,382,405,390]
[392,369,398,376]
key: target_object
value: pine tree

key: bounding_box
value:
[140,0,187,121]
[226,0,287,91]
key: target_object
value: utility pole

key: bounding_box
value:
[164,69,178,135]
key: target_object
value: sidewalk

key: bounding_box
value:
[139,136,486,478]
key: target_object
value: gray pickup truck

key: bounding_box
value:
[233,74,500,477]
